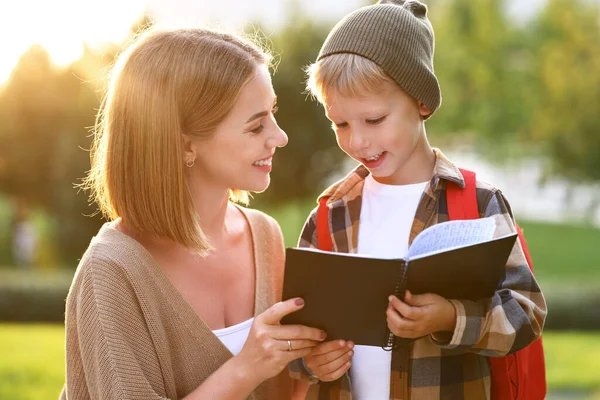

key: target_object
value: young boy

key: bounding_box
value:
[290,1,547,399]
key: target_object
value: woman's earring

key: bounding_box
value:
[186,159,195,168]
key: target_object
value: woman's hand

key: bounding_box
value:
[234,298,327,385]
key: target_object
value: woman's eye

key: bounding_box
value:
[366,116,386,125]
[333,122,348,129]
[250,125,264,134]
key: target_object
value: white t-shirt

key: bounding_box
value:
[351,175,428,399]
[212,317,254,356]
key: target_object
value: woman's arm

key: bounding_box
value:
[184,299,325,399]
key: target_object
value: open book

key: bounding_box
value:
[281,217,517,348]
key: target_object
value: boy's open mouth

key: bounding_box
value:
[361,151,387,169]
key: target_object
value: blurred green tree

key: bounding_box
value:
[0,45,109,265]
[529,0,600,183]
[428,0,533,143]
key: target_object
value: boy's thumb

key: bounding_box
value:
[405,290,430,307]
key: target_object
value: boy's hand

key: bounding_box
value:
[303,340,354,382]
[386,290,456,339]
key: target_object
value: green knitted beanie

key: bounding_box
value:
[317,0,441,115]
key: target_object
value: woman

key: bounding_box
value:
[60,28,325,399]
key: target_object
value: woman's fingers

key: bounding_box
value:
[270,324,327,342]
[281,339,320,351]
[259,298,305,325]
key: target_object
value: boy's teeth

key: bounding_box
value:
[366,152,383,162]
[253,157,272,166]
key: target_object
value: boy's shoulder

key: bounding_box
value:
[435,148,503,196]
[317,163,369,204]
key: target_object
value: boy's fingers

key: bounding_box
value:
[319,359,353,382]
[310,340,353,356]
[309,346,352,367]
[406,291,436,307]
[388,295,416,320]
[387,305,416,331]
[312,348,353,376]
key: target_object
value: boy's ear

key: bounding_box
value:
[418,101,433,120]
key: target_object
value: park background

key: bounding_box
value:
[0,0,599,398]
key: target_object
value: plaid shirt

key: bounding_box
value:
[290,149,547,400]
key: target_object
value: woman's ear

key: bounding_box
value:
[419,101,433,120]
[182,134,197,165]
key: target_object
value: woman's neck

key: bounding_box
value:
[116,186,233,254]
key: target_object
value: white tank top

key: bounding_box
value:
[212,318,254,356]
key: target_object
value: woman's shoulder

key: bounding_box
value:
[236,205,283,238]
[71,223,156,290]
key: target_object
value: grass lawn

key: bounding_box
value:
[1,324,599,399]
[0,324,64,400]
[518,220,600,289]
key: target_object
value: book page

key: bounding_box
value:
[408,217,496,259]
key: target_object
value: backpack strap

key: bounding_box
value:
[317,197,333,252]
[446,168,479,220]
[447,168,535,273]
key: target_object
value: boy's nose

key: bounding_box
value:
[349,131,369,151]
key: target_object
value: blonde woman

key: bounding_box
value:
[60,28,325,400]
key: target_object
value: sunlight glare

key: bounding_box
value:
[0,0,147,85]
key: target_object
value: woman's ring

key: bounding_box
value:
[287,340,292,351]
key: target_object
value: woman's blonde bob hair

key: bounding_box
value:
[306,53,393,104]
[83,28,272,253]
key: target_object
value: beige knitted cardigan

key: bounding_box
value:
[60,207,294,400]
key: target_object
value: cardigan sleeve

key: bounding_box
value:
[63,253,169,400]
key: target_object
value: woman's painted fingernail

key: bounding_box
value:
[295,298,304,306]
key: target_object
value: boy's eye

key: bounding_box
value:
[333,121,348,129]
[366,116,387,125]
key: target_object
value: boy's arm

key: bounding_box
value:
[298,205,319,249]
[431,190,547,356]
[289,207,321,384]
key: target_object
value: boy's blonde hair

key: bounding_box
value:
[306,53,394,104]
[83,28,272,253]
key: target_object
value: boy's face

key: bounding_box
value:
[324,81,431,185]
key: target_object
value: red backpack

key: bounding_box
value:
[315,168,546,400]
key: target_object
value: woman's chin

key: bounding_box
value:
[240,179,270,194]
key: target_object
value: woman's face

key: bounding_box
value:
[187,64,288,195]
